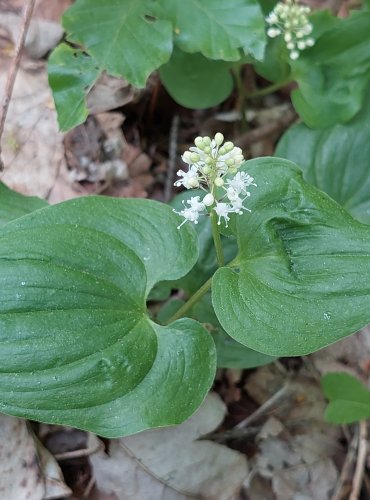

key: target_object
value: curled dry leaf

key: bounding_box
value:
[89,393,248,500]
[0,414,71,500]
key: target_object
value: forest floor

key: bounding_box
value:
[0,1,369,499]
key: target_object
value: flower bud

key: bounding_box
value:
[202,165,212,174]
[190,152,200,162]
[214,177,224,187]
[218,147,226,155]
[204,146,211,154]
[203,136,211,146]
[189,178,200,188]
[194,136,204,148]
[224,141,234,152]
[182,151,191,163]
[203,193,215,206]
[214,132,224,146]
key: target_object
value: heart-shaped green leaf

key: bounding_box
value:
[212,158,370,356]
[159,49,234,109]
[322,372,370,424]
[291,10,370,127]
[157,0,266,61]
[62,0,173,87]
[276,93,370,225]
[0,182,47,227]
[0,197,216,437]
[48,43,101,131]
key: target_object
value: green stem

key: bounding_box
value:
[211,211,224,268]
[163,276,213,325]
[247,79,293,99]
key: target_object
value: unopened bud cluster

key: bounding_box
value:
[266,0,314,60]
[174,133,256,228]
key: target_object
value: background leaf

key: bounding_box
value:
[0,197,216,437]
[291,10,370,127]
[322,372,370,424]
[159,48,234,109]
[157,0,266,61]
[276,93,370,225]
[212,158,370,356]
[62,0,173,87]
[0,182,47,227]
[48,43,101,131]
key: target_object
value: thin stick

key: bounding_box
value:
[235,383,292,429]
[0,0,36,171]
[331,430,358,500]
[164,114,180,202]
[350,420,368,500]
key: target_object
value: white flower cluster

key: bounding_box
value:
[174,133,256,228]
[266,0,314,60]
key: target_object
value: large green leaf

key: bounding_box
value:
[291,10,370,127]
[48,44,101,132]
[322,372,370,424]
[62,0,173,87]
[159,49,234,109]
[0,197,216,437]
[157,0,266,61]
[211,158,370,356]
[0,182,47,227]
[276,95,370,225]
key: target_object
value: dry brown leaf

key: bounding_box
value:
[0,59,65,197]
[0,11,63,58]
[244,365,341,500]
[87,73,138,115]
[0,414,71,500]
[90,393,248,500]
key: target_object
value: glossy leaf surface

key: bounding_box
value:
[212,158,370,356]
[159,49,233,109]
[0,197,216,437]
[291,10,370,127]
[63,0,173,87]
[0,183,47,227]
[158,0,266,61]
[276,96,370,225]
[48,44,100,131]
[322,372,370,424]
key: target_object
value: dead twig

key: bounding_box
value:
[0,0,36,172]
[54,440,104,461]
[350,420,368,500]
[331,430,358,500]
[164,114,180,202]
[234,108,298,150]
[235,382,293,430]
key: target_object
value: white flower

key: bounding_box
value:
[230,196,251,215]
[174,165,200,189]
[226,172,256,195]
[214,203,232,227]
[174,196,205,228]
